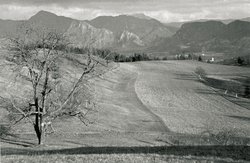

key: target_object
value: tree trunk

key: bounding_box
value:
[34,97,44,145]
[34,123,42,144]
[34,117,45,145]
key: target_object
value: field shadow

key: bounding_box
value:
[1,145,249,161]
[229,99,250,110]
[227,115,250,123]
[195,87,250,110]
[1,137,36,147]
[174,73,199,81]
[231,76,250,84]
[203,77,245,96]
[194,88,217,95]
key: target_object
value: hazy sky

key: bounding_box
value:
[0,0,250,22]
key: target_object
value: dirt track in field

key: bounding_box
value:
[95,61,250,135]
[94,63,169,133]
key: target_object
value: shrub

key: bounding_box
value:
[237,57,244,65]
[195,67,207,79]
[162,57,168,60]
[198,56,202,61]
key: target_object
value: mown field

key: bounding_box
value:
[1,58,250,162]
[133,61,250,134]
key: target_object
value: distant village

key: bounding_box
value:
[175,53,215,63]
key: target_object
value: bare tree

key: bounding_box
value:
[1,25,107,145]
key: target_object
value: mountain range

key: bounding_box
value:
[150,20,250,58]
[1,10,250,56]
[165,17,250,28]
[0,11,175,51]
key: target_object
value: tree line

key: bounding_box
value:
[67,47,157,62]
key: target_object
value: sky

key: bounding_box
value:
[0,0,250,22]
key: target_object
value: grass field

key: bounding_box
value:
[1,145,250,162]
[1,59,250,162]
[3,154,247,163]
[133,61,250,135]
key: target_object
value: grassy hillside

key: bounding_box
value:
[1,60,250,162]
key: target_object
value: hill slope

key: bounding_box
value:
[174,21,225,43]
[66,21,115,49]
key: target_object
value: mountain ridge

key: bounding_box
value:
[150,19,250,57]
[1,10,250,55]
[28,10,75,33]
[0,10,175,50]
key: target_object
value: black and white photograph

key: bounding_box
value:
[0,0,250,162]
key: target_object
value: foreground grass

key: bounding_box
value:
[2,154,247,163]
[2,145,249,162]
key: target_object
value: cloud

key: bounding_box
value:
[0,0,250,22]
[0,4,119,20]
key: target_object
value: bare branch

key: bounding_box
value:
[48,62,97,118]
[0,96,34,125]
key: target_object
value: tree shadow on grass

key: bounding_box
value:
[1,145,249,161]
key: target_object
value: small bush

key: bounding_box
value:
[237,57,244,65]
[162,57,168,60]
[198,56,202,61]
[195,67,207,79]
